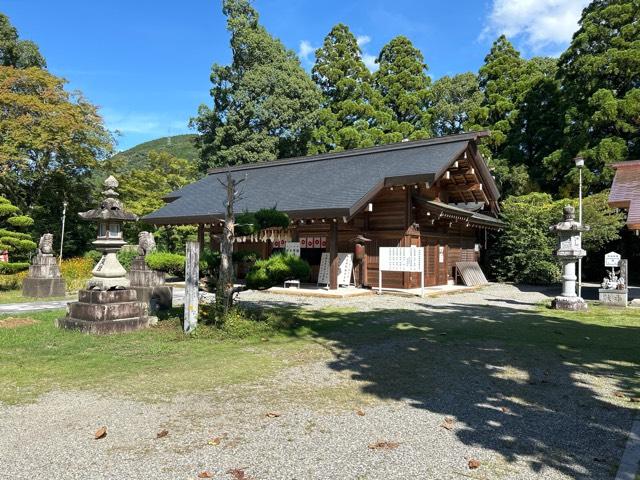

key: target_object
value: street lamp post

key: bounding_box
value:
[59,200,68,266]
[575,157,584,298]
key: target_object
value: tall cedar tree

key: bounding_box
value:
[430,72,484,136]
[550,0,640,195]
[374,36,431,140]
[470,36,557,196]
[192,0,320,171]
[309,24,395,153]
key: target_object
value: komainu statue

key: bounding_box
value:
[38,233,54,255]
[137,231,156,257]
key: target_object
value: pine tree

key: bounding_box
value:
[309,24,394,153]
[374,36,431,140]
[430,72,484,136]
[551,0,640,195]
[0,196,36,261]
[192,0,320,170]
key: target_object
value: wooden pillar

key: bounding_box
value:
[329,222,338,290]
[184,241,199,333]
[197,224,205,252]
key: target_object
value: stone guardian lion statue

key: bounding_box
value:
[137,231,156,257]
[38,233,54,255]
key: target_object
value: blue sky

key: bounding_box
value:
[3,0,588,151]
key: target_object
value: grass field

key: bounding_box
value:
[0,290,71,304]
[1,302,639,406]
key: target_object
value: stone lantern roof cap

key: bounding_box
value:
[549,205,589,233]
[78,175,139,222]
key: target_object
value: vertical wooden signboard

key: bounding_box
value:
[184,241,199,333]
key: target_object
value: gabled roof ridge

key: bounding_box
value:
[205,130,490,175]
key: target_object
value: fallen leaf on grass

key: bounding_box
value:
[356,409,365,416]
[500,406,511,414]
[614,391,628,399]
[197,471,214,478]
[440,416,455,430]
[368,440,400,450]
[468,458,481,469]
[94,426,107,440]
[265,412,281,418]
[156,429,169,438]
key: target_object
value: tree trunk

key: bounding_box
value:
[217,172,237,315]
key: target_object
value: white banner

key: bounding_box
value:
[318,252,354,286]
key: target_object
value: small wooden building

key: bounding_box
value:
[143,131,503,290]
[609,160,640,230]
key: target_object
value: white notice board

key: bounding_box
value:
[604,251,621,268]
[318,252,354,286]
[379,246,425,296]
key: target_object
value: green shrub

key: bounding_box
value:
[146,251,185,277]
[60,257,94,291]
[0,271,27,291]
[200,249,220,277]
[236,208,290,236]
[199,305,296,339]
[117,248,138,270]
[233,250,258,263]
[246,253,310,290]
[83,250,102,264]
[0,262,29,274]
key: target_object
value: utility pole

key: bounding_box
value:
[59,200,68,266]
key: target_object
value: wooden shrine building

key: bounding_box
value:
[143,131,504,290]
[609,160,640,231]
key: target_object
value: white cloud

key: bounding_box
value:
[363,53,378,72]
[356,35,371,47]
[298,40,315,64]
[483,0,589,53]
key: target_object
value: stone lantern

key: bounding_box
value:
[79,175,137,289]
[57,176,156,333]
[549,205,589,310]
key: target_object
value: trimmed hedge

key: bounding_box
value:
[246,253,310,290]
[0,262,29,274]
[146,252,185,277]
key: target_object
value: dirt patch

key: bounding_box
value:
[0,317,37,329]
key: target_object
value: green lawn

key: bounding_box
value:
[0,290,72,304]
[1,302,639,406]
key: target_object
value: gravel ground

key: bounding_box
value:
[1,284,636,480]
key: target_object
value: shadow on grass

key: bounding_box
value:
[268,300,640,479]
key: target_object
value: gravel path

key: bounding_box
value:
[1,284,636,480]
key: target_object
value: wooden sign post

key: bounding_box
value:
[184,241,199,333]
[379,246,424,296]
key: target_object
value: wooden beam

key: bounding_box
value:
[329,222,338,290]
[447,183,483,193]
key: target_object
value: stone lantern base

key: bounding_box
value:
[56,289,157,334]
[552,295,588,311]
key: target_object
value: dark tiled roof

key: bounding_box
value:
[413,197,504,228]
[144,132,494,224]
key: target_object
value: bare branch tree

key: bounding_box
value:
[216,171,246,315]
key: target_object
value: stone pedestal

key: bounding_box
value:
[129,257,173,312]
[22,254,66,298]
[56,289,157,334]
[552,296,588,311]
[599,288,628,307]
